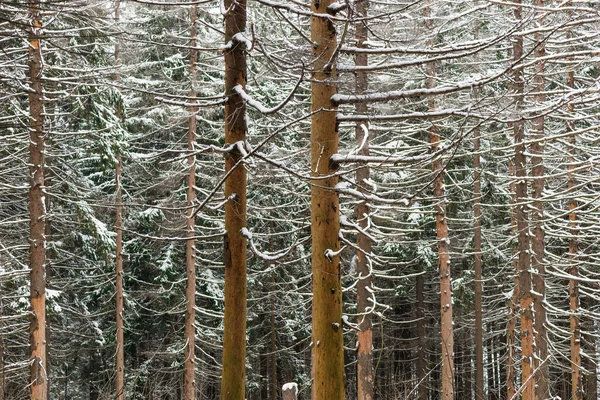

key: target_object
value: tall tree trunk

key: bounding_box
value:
[564,10,582,399]
[416,272,427,400]
[566,44,582,400]
[487,327,496,400]
[513,1,535,396]
[531,4,549,398]
[114,2,125,399]
[582,294,597,400]
[270,272,278,400]
[28,0,47,398]
[184,5,198,400]
[310,0,343,399]
[463,333,472,399]
[472,79,484,400]
[507,160,519,400]
[424,2,454,398]
[221,0,248,398]
[0,286,4,400]
[472,1,484,398]
[354,1,373,400]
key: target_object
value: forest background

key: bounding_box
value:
[1,0,600,399]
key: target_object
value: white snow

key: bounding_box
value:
[282,382,298,395]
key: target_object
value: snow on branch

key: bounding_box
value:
[331,140,450,165]
[254,0,348,20]
[332,58,516,105]
[324,246,346,262]
[337,107,472,122]
[326,1,347,15]
[161,141,250,164]
[154,96,226,108]
[335,182,409,205]
[223,31,254,51]
[240,227,296,261]
[340,215,377,243]
[233,71,302,114]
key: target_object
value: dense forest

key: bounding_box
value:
[1,0,600,399]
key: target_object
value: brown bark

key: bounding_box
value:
[472,86,484,400]
[270,272,277,400]
[184,5,199,400]
[282,384,298,400]
[416,272,427,400]
[115,154,125,400]
[0,287,4,400]
[582,294,597,400]
[28,1,47,399]
[310,0,343,399]
[472,2,484,398]
[487,327,496,400]
[183,6,198,400]
[424,2,454,399]
[221,0,248,398]
[114,2,125,399]
[513,1,535,396]
[354,1,373,400]
[507,160,519,400]
[566,42,581,400]
[531,4,548,398]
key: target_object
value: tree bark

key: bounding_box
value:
[564,9,582,398]
[472,2,484,398]
[221,0,248,398]
[28,0,47,398]
[424,2,454,399]
[114,2,125,399]
[416,272,427,400]
[0,286,4,400]
[531,3,549,398]
[184,5,198,400]
[310,0,343,399]
[582,294,597,400]
[507,160,519,400]
[283,383,298,400]
[270,272,278,400]
[472,88,484,400]
[513,1,535,396]
[354,1,373,400]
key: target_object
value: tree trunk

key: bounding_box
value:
[114,2,126,399]
[270,272,278,400]
[567,64,582,400]
[506,159,519,400]
[0,286,4,400]
[184,5,198,400]
[473,71,484,400]
[28,0,47,398]
[513,1,535,396]
[221,0,248,398]
[282,383,298,400]
[564,11,582,399]
[424,2,454,398]
[582,294,597,400]
[416,272,427,400]
[531,4,549,398]
[487,328,496,400]
[310,0,343,398]
[463,333,472,399]
[472,2,484,398]
[354,1,373,400]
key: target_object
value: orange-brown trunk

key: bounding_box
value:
[221,0,248,398]
[184,4,198,400]
[310,0,344,399]
[28,1,47,399]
